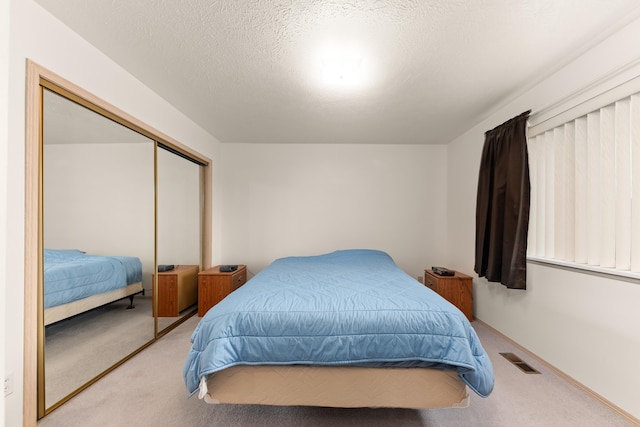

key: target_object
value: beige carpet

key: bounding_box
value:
[44,296,154,406]
[38,317,637,427]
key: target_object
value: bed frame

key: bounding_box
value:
[44,281,144,326]
[201,365,470,409]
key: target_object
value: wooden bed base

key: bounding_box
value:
[44,282,144,326]
[202,365,470,409]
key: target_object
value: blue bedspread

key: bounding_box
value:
[44,249,143,309]
[183,249,494,398]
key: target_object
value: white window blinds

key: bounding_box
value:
[527,93,640,273]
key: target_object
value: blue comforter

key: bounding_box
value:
[44,249,143,309]
[183,249,494,398]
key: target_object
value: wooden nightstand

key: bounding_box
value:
[423,269,473,322]
[198,265,247,316]
[152,265,199,317]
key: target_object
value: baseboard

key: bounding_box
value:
[474,319,640,427]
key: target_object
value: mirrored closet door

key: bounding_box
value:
[156,147,203,332]
[27,65,212,420]
[42,88,156,410]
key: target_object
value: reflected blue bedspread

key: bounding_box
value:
[44,249,143,309]
[183,249,494,398]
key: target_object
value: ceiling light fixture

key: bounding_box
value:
[320,56,363,86]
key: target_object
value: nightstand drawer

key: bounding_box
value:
[152,265,199,317]
[424,274,438,292]
[423,269,473,322]
[198,265,247,316]
[232,268,246,290]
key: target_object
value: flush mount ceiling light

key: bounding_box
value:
[312,42,375,91]
[321,56,363,86]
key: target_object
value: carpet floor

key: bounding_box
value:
[38,316,637,427]
[44,296,155,406]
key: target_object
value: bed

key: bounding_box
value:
[44,248,144,326]
[183,249,494,409]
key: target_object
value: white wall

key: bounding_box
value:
[1,0,9,424]
[157,147,202,268]
[220,143,447,279]
[44,143,203,294]
[5,1,222,425]
[446,16,640,420]
[44,142,155,289]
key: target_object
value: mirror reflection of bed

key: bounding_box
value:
[43,253,150,404]
[42,89,155,408]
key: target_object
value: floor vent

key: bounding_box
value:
[500,352,541,374]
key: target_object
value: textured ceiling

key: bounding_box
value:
[35,0,640,144]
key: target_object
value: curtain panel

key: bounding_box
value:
[475,110,531,289]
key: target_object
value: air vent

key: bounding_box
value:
[500,352,540,374]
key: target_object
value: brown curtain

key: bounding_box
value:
[474,110,531,290]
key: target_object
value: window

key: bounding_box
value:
[527,93,640,276]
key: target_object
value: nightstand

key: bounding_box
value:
[198,265,247,316]
[152,265,199,317]
[423,269,473,322]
